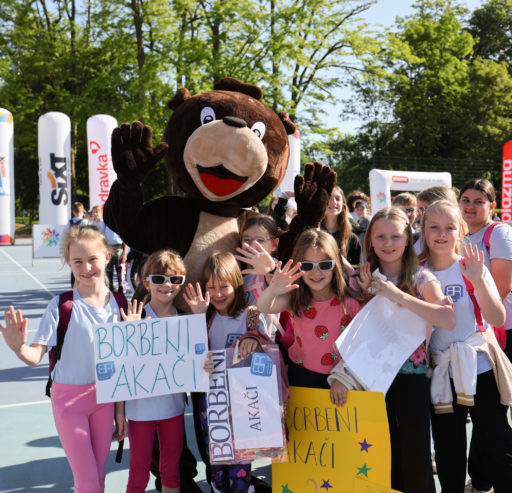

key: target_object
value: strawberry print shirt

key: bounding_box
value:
[288,295,362,374]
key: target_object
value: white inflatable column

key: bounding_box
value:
[0,109,15,244]
[87,115,118,210]
[38,112,72,225]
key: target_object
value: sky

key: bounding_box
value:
[329,0,486,135]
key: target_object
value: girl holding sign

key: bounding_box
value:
[184,250,268,493]
[114,249,188,493]
[330,207,456,493]
[0,225,130,493]
[419,200,512,493]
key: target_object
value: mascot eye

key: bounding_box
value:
[250,122,266,139]
[200,107,216,125]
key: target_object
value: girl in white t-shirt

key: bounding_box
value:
[0,225,128,493]
[419,199,512,493]
[114,249,188,493]
[183,251,266,493]
[459,178,512,492]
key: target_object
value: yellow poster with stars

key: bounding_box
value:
[273,387,395,493]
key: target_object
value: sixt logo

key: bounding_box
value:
[46,153,68,206]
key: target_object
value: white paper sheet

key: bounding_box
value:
[335,295,427,394]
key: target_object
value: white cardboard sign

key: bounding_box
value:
[228,365,284,450]
[93,313,209,403]
[335,295,427,394]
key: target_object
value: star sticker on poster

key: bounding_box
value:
[359,438,373,452]
[320,479,333,490]
[356,463,372,478]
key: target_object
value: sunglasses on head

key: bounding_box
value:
[146,274,185,286]
[299,260,335,272]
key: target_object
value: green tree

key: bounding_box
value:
[468,0,512,64]
[0,0,381,213]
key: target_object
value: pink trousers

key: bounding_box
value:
[126,414,184,492]
[51,383,114,493]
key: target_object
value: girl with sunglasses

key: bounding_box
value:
[256,228,363,389]
[114,249,187,493]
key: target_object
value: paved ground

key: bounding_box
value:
[0,239,271,492]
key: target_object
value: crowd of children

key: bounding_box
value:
[2,176,512,493]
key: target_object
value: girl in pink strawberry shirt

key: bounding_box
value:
[256,228,363,389]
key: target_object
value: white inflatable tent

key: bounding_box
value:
[369,169,452,213]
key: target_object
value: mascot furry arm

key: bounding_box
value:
[277,162,337,262]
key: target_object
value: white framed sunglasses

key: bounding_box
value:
[299,260,336,272]
[146,274,186,285]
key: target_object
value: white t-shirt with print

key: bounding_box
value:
[209,309,267,351]
[32,288,122,385]
[428,258,500,374]
[125,304,185,421]
[466,222,512,330]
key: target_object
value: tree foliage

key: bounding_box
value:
[310,0,512,195]
[0,0,376,214]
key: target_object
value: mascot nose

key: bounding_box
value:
[223,116,247,128]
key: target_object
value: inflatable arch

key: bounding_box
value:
[369,169,452,213]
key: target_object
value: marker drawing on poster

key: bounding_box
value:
[93,313,209,403]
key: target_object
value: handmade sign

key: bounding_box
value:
[93,313,209,403]
[207,346,287,464]
[228,357,284,450]
[273,387,393,493]
[335,295,427,394]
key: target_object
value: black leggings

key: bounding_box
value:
[432,370,512,493]
[385,373,436,493]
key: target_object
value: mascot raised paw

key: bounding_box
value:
[104,77,296,310]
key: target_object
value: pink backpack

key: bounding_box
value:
[462,222,507,349]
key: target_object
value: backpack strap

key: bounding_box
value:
[46,290,74,397]
[246,306,260,332]
[460,259,486,333]
[483,221,501,255]
[112,291,128,313]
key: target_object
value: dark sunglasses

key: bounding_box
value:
[147,274,185,285]
[299,260,335,272]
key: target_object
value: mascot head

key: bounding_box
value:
[164,77,296,209]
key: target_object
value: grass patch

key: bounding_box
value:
[15,223,33,236]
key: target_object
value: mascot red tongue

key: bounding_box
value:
[198,165,247,196]
[103,77,296,312]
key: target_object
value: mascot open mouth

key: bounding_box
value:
[197,164,248,196]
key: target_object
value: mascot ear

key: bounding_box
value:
[167,87,192,110]
[279,111,297,135]
[214,77,263,101]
